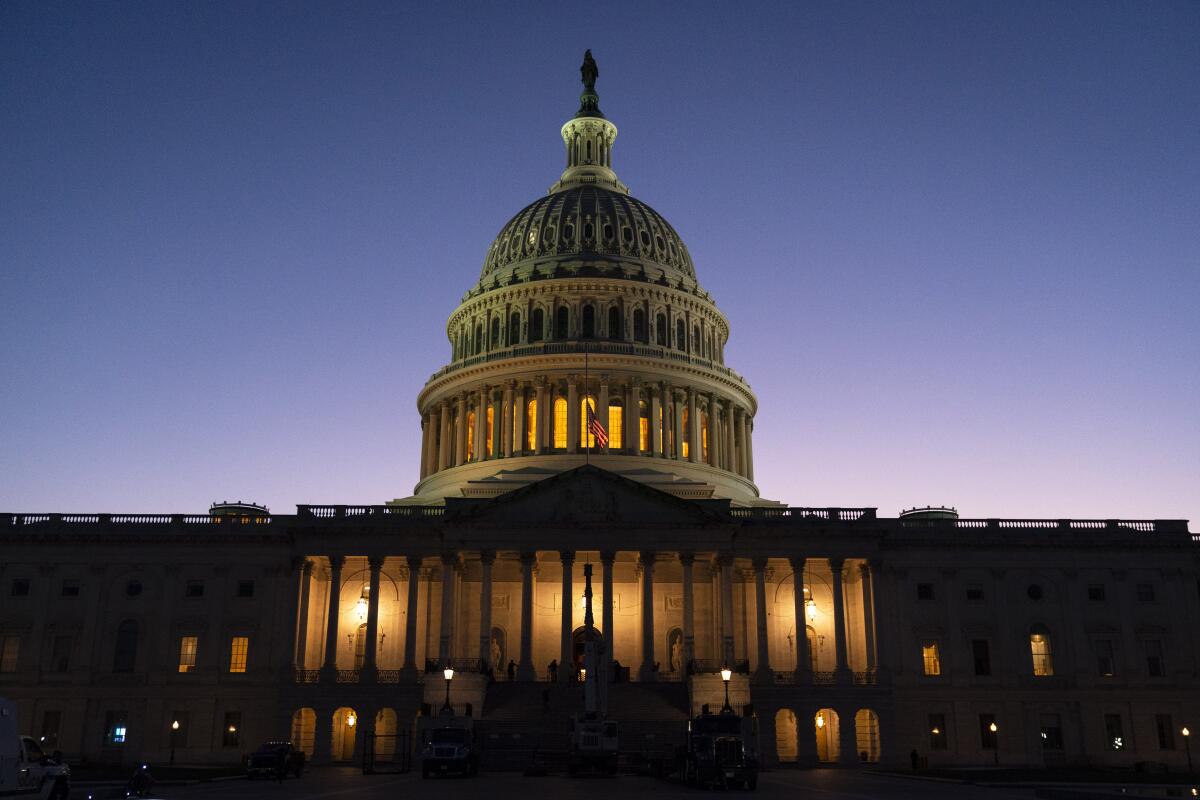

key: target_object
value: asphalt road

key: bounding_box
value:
[89,766,1041,800]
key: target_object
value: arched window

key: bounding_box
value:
[633,309,648,343]
[676,319,686,351]
[473,324,483,356]
[509,312,521,345]
[525,398,537,451]
[608,400,623,450]
[608,307,621,340]
[701,412,709,462]
[114,619,138,672]
[854,709,881,763]
[553,397,567,449]
[486,405,494,457]
[580,395,598,448]
[681,407,690,459]
[581,305,595,339]
[465,411,476,462]
[638,400,650,452]
[555,307,569,339]
[1030,625,1054,676]
[693,324,700,353]
[530,308,544,342]
[655,314,667,346]
[490,317,500,350]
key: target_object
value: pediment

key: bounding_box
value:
[446,465,728,527]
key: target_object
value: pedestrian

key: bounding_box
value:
[910,748,920,771]
[548,658,558,682]
[507,659,516,681]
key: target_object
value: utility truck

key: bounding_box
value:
[0,699,71,799]
[675,707,758,790]
[417,713,477,778]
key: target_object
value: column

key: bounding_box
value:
[321,555,345,677]
[294,560,314,668]
[790,557,811,683]
[474,385,488,461]
[725,406,735,472]
[737,409,749,477]
[598,377,610,453]
[753,557,771,680]
[535,379,549,453]
[438,553,456,665]
[673,389,686,459]
[745,417,754,481]
[491,388,502,459]
[829,558,850,681]
[864,561,884,676]
[708,395,720,467]
[567,376,580,454]
[402,555,421,675]
[419,414,430,479]
[518,552,536,680]
[362,555,383,678]
[512,383,526,455]
[601,552,615,670]
[559,550,574,682]
[502,383,514,458]
[427,409,440,476]
[639,551,656,681]
[625,381,639,454]
[719,555,735,667]
[438,401,452,470]
[680,552,695,671]
[855,562,877,672]
[650,384,663,457]
[454,394,467,465]
[478,552,495,668]
[687,388,699,464]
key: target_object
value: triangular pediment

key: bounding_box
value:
[445,464,729,526]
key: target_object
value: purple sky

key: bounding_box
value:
[2,2,1197,524]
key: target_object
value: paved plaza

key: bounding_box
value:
[91,766,1043,800]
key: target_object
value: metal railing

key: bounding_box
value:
[293,668,321,684]
[296,505,444,519]
[730,507,877,522]
[2,513,272,525]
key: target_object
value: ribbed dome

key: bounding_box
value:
[479,186,697,286]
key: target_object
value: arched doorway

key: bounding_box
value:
[331,707,358,762]
[815,709,840,763]
[290,708,315,758]
[374,709,397,761]
[775,709,798,763]
[855,709,880,762]
[571,626,605,681]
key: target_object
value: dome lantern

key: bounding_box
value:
[549,51,629,196]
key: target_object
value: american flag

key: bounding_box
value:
[586,404,609,449]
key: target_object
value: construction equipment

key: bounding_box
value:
[566,563,619,776]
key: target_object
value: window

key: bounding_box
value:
[1156,714,1175,750]
[1094,639,1115,677]
[104,711,128,746]
[701,413,709,461]
[555,306,569,339]
[223,712,242,748]
[50,636,72,673]
[638,401,650,452]
[965,584,984,601]
[916,583,934,601]
[525,398,537,450]
[61,579,80,597]
[229,637,249,673]
[608,402,623,449]
[486,405,494,456]
[921,642,941,676]
[185,580,205,598]
[681,407,689,459]
[633,309,647,343]
[675,319,685,350]
[10,578,29,596]
[972,639,991,676]
[509,312,521,344]
[692,324,700,353]
[928,714,948,750]
[1136,583,1156,602]
[1040,714,1064,750]
[1087,584,1106,601]
[1027,584,1043,601]
[489,317,500,349]
[0,636,19,672]
[125,579,142,597]
[581,305,595,338]
[553,397,567,449]
[580,396,598,448]
[530,309,544,342]
[465,410,475,461]
[236,580,254,598]
[40,711,61,749]
[178,636,198,673]
[113,621,138,672]
[1030,625,1054,676]
[473,323,482,355]
[655,314,667,346]
[1104,714,1125,751]
[979,714,998,750]
[1144,639,1165,677]
[608,307,621,340]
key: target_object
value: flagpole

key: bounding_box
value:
[584,340,590,465]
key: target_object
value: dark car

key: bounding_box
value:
[421,726,478,778]
[246,741,306,779]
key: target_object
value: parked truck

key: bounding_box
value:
[0,699,71,799]
[417,713,478,778]
[675,708,758,790]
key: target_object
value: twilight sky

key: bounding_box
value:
[2,1,1197,524]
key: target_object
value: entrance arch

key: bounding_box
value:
[855,709,880,762]
[815,708,840,763]
[775,708,798,763]
[374,709,397,761]
[290,708,315,758]
[331,707,358,762]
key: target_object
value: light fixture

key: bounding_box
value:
[805,598,817,620]
[720,667,732,712]
[989,722,998,733]
[228,725,237,733]
[720,668,732,682]
[443,667,455,681]
[580,668,587,682]
[816,713,825,729]
[355,586,369,620]
[930,727,940,735]
[347,713,356,728]
[442,667,454,712]
[1184,727,1191,737]
[171,720,180,731]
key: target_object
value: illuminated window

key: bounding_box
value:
[177,636,198,673]
[921,642,941,676]
[701,413,709,461]
[105,711,128,745]
[553,397,567,449]
[486,405,494,456]
[681,408,689,458]
[581,396,597,448]
[465,411,475,462]
[608,402,622,448]
[0,636,19,673]
[229,636,249,673]
[1030,626,1053,676]
[525,398,537,450]
[638,400,649,452]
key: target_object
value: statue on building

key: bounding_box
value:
[581,50,598,92]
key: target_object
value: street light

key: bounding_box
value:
[443,667,454,712]
[1183,727,1192,773]
[989,721,999,766]
[720,667,733,713]
[170,719,180,766]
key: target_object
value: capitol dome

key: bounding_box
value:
[398,52,772,507]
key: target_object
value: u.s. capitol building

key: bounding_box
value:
[2,54,1196,771]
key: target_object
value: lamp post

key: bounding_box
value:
[170,719,180,766]
[721,667,733,713]
[442,667,454,712]
[989,721,999,766]
[1183,727,1191,773]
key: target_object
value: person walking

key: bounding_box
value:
[507,659,516,681]
[548,658,558,682]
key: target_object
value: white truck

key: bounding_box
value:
[0,699,71,799]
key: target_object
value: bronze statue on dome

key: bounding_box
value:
[581,50,598,92]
